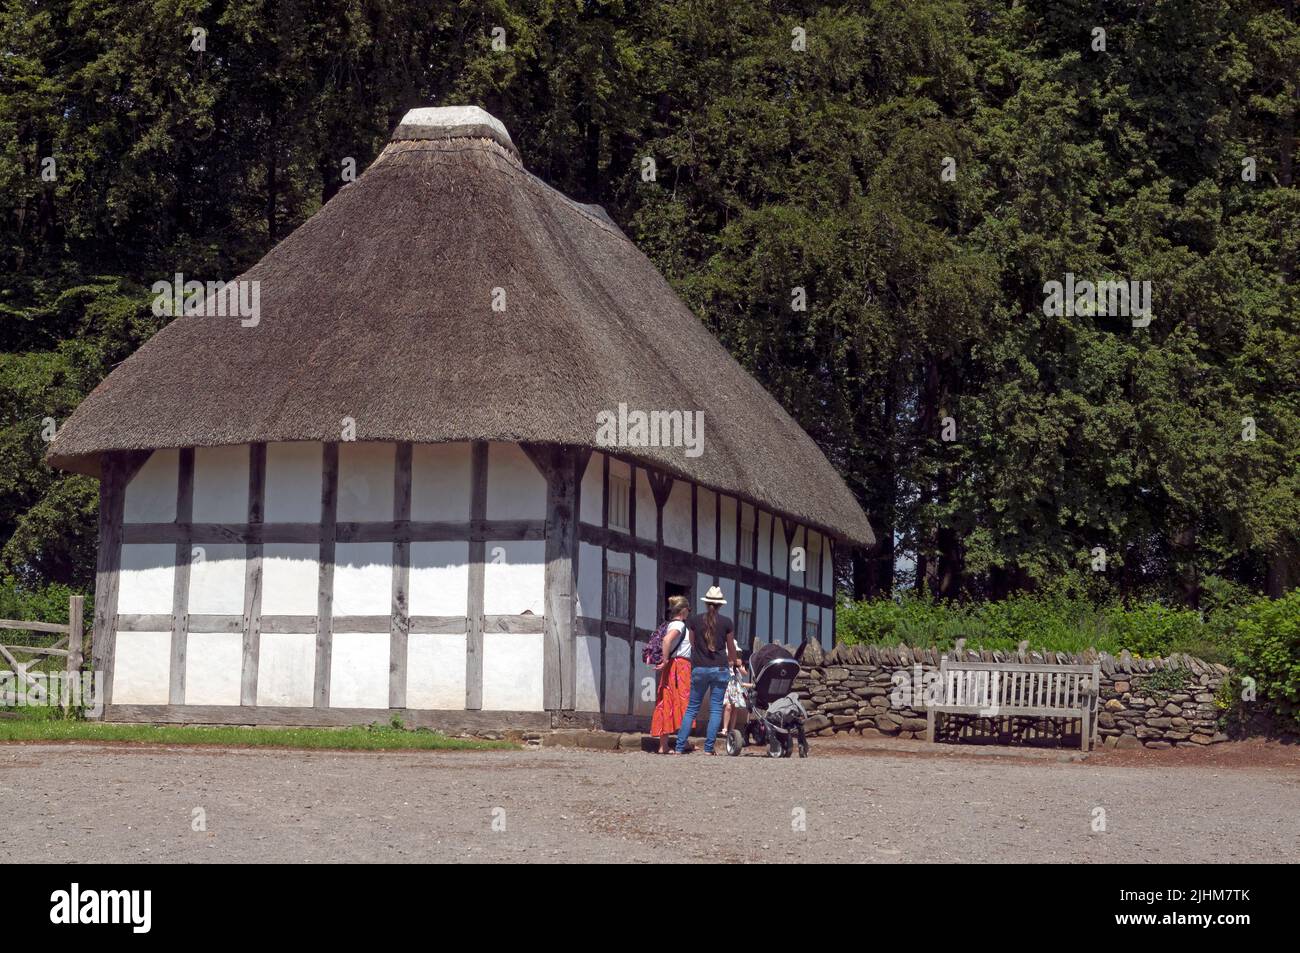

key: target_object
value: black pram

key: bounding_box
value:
[724,642,810,758]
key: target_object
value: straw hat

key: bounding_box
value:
[701,585,727,605]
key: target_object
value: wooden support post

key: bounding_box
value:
[169,448,195,704]
[465,441,488,710]
[389,442,412,709]
[241,443,266,706]
[314,443,338,708]
[91,455,124,711]
[64,594,84,714]
[542,446,579,711]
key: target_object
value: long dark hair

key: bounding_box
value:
[702,604,719,652]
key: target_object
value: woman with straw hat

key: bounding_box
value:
[673,585,743,755]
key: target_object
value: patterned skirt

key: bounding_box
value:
[651,657,692,736]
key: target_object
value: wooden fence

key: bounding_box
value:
[0,594,85,713]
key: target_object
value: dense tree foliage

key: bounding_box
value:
[2,0,1296,605]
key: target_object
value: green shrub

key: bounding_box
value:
[1229,590,1300,729]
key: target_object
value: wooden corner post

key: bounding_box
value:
[537,444,581,711]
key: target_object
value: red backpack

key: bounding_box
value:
[642,621,672,667]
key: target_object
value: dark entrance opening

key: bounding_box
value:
[663,580,691,608]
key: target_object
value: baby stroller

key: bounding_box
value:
[725,642,809,758]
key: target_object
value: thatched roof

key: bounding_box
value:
[47,106,874,546]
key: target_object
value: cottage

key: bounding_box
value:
[47,106,874,730]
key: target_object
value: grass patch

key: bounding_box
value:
[0,716,515,751]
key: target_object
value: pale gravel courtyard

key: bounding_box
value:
[2,740,1297,863]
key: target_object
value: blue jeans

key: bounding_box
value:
[675,666,729,753]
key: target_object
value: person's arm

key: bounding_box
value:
[726,624,741,670]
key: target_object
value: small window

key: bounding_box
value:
[605,567,630,621]
[737,607,753,643]
[608,473,631,533]
[803,617,820,644]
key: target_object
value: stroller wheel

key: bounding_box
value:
[725,729,745,757]
[767,734,784,758]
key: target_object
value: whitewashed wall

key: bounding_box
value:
[109,439,840,716]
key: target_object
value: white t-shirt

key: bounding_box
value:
[667,620,692,659]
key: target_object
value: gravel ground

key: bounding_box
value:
[2,740,1297,863]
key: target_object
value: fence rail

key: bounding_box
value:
[0,595,86,713]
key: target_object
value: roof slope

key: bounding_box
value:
[47,108,874,546]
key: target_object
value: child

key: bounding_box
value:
[722,661,752,737]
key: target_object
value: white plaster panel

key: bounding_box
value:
[635,469,657,542]
[719,495,737,564]
[330,632,390,708]
[112,631,171,704]
[791,525,807,589]
[483,539,544,615]
[696,488,716,558]
[773,518,789,582]
[333,542,393,616]
[260,544,319,616]
[756,588,771,641]
[719,577,736,615]
[740,502,756,567]
[337,441,395,522]
[191,445,249,523]
[123,449,178,524]
[411,442,472,521]
[603,634,630,715]
[606,548,630,572]
[409,541,469,616]
[264,442,322,523]
[256,632,316,706]
[118,544,176,615]
[577,542,602,619]
[663,480,692,551]
[635,553,657,630]
[772,592,787,643]
[406,633,467,710]
[482,632,544,711]
[757,510,772,574]
[823,536,835,595]
[576,634,601,711]
[579,451,604,526]
[696,572,713,611]
[805,530,821,591]
[184,632,242,705]
[486,442,546,520]
[822,607,834,649]
[632,641,655,716]
[187,543,246,615]
[787,598,803,645]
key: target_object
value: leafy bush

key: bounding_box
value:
[837,591,1238,659]
[1229,590,1300,729]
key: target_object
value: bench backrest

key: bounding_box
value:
[936,658,1100,714]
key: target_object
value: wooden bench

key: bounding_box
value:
[925,657,1101,751]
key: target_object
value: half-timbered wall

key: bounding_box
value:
[574,450,838,720]
[94,440,839,724]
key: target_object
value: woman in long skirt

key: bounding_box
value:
[651,596,693,753]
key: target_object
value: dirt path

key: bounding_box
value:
[2,741,1296,863]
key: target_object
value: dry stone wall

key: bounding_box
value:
[794,642,1230,749]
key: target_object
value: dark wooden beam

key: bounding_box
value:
[169,448,194,704]
[241,443,266,705]
[314,443,338,707]
[465,441,488,709]
[389,442,412,709]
